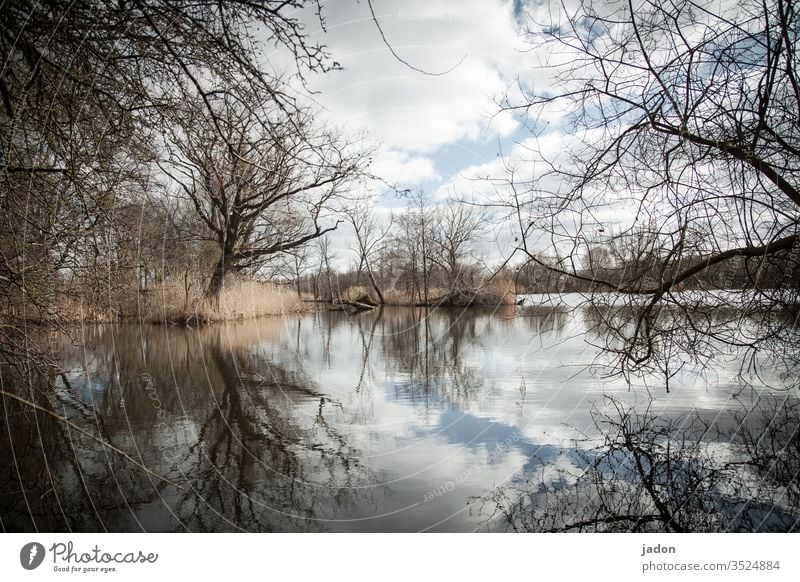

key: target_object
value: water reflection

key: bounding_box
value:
[1,302,797,531]
[477,394,800,532]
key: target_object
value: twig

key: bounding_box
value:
[0,389,184,490]
[367,0,466,76]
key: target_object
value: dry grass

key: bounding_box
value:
[343,279,516,307]
[37,293,130,324]
[473,277,517,306]
[377,287,449,306]
[20,275,514,325]
[57,302,124,323]
[142,278,306,324]
[379,288,415,306]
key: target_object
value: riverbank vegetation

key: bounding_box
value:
[487,0,800,384]
[1,0,797,373]
[4,0,798,334]
[1,0,799,536]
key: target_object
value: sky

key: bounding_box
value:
[302,0,532,194]
[263,0,564,268]
[263,0,731,272]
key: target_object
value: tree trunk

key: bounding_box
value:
[183,268,192,311]
[364,256,385,305]
[206,253,235,299]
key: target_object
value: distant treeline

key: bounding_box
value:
[513,245,800,295]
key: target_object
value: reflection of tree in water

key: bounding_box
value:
[580,299,800,392]
[2,322,376,531]
[376,308,486,409]
[361,305,573,411]
[728,396,800,527]
[476,394,800,532]
[176,334,373,532]
[517,304,570,335]
[0,357,170,531]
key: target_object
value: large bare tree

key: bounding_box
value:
[0,0,350,498]
[431,203,484,291]
[1,0,339,319]
[160,94,369,298]
[495,0,800,381]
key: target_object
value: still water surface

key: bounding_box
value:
[5,297,794,531]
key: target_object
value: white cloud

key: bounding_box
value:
[302,0,530,153]
[487,109,520,139]
[265,0,629,264]
[431,132,571,201]
[371,150,439,185]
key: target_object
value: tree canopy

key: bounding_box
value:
[498,0,800,380]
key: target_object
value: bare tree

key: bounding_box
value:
[1,1,334,145]
[387,210,423,302]
[1,0,343,317]
[315,234,340,303]
[382,196,438,305]
[347,202,391,304]
[405,190,437,304]
[496,0,800,381]
[160,94,369,298]
[1,0,343,314]
[291,247,312,300]
[431,202,484,291]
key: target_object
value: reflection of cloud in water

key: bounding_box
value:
[3,303,796,532]
[427,409,560,468]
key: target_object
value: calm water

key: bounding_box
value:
[1,297,797,532]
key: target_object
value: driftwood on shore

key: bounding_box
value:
[329,302,376,312]
[328,293,380,312]
[415,290,515,308]
[345,300,378,310]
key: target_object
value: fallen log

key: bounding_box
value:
[342,300,377,311]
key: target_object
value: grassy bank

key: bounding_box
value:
[339,279,516,308]
[9,278,514,327]
[141,279,306,324]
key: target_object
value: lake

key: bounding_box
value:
[2,296,798,532]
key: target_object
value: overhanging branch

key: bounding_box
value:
[522,233,800,295]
